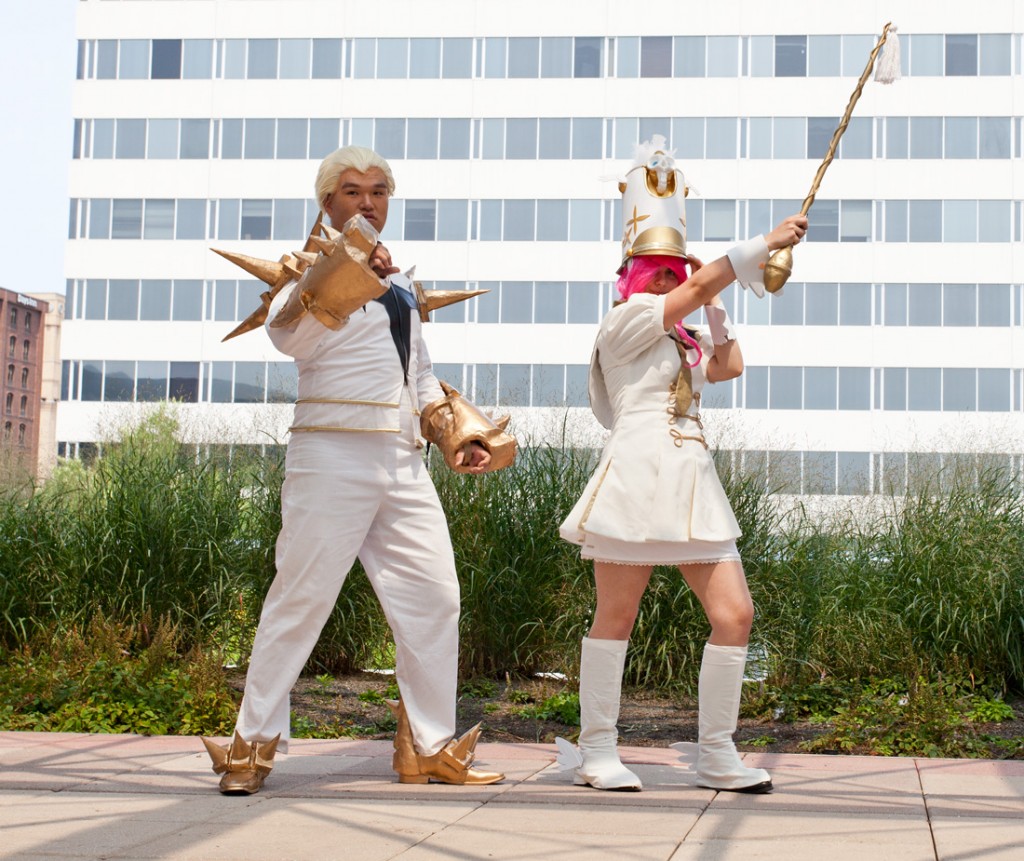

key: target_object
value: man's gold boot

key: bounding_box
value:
[385,698,504,786]
[201,731,281,795]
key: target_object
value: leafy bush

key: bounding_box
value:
[0,616,237,736]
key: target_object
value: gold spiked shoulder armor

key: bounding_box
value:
[213,214,490,341]
[420,381,517,473]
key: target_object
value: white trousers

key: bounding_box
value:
[235,423,460,755]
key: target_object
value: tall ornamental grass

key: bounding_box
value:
[1,407,1022,694]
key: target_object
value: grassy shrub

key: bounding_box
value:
[2,405,1022,711]
[0,615,237,735]
[431,437,598,678]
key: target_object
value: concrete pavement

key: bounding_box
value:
[1,731,1022,860]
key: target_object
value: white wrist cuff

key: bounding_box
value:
[726,236,771,299]
[705,304,737,345]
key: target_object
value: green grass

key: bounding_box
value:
[1,405,1022,745]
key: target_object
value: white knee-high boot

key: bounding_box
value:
[575,637,642,791]
[696,643,772,793]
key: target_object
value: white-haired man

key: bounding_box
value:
[204,146,512,794]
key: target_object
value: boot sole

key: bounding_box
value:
[699,779,773,795]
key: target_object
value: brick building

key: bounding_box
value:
[1,289,53,480]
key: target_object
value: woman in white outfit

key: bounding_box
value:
[559,140,806,794]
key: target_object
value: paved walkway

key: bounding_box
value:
[1,732,1022,860]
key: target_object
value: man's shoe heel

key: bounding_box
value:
[397,773,430,784]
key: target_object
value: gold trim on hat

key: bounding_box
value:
[631,226,685,259]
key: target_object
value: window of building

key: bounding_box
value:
[247,39,278,79]
[266,362,298,403]
[115,118,146,158]
[771,117,804,159]
[910,117,942,158]
[908,368,941,410]
[23,313,31,333]
[21,340,29,361]
[908,200,942,242]
[136,361,168,402]
[118,40,149,79]
[775,35,807,76]
[807,117,836,159]
[909,34,943,76]
[104,360,135,401]
[540,37,572,77]
[805,283,839,325]
[640,36,672,77]
[616,36,640,77]
[8,307,16,327]
[151,39,181,79]
[804,367,837,409]
[574,37,602,78]
[407,118,439,158]
[234,362,265,403]
[2,422,10,439]
[107,279,139,320]
[4,393,11,413]
[839,283,871,325]
[534,281,567,323]
[436,200,467,241]
[838,367,870,409]
[7,335,14,357]
[804,450,836,494]
[945,34,977,76]
[943,367,976,410]
[183,39,213,79]
[769,367,802,409]
[707,35,739,77]
[240,199,272,240]
[404,200,437,240]
[17,424,25,445]
[170,362,200,403]
[808,35,840,76]
[500,282,532,323]
[980,34,1011,75]
[20,368,29,388]
[945,116,978,158]
[172,280,203,322]
[140,280,172,321]
[279,39,310,79]
[674,35,705,77]
[508,37,539,78]
[978,368,1011,410]
[312,39,342,79]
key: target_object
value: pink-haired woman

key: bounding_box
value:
[559,213,806,794]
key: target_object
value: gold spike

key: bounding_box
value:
[254,734,281,769]
[449,722,482,760]
[307,235,335,256]
[494,415,511,432]
[301,211,325,253]
[414,285,490,323]
[229,731,251,761]
[212,248,286,288]
[320,222,342,242]
[282,261,303,280]
[201,736,229,772]
[221,307,269,342]
[293,251,319,266]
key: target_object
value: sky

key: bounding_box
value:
[0,0,78,298]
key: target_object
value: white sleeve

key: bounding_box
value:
[599,293,669,366]
[726,236,771,298]
[264,280,329,360]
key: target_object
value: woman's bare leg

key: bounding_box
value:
[589,561,653,639]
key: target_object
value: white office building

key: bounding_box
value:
[61,0,1024,495]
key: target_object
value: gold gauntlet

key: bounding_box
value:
[271,216,387,331]
[420,381,517,473]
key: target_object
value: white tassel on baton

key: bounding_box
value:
[873,24,901,84]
